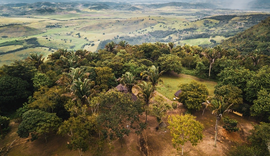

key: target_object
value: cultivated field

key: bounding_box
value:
[0,2,269,65]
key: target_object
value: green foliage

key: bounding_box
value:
[168,114,204,154]
[2,60,37,84]
[158,54,182,74]
[0,75,31,114]
[172,102,178,109]
[149,96,172,123]
[29,86,64,112]
[222,116,239,132]
[142,65,163,89]
[222,16,270,55]
[245,65,270,102]
[0,115,11,138]
[120,72,136,93]
[214,84,243,107]
[95,67,115,91]
[58,115,97,153]
[32,72,52,88]
[98,90,145,140]
[178,81,209,111]
[250,89,270,122]
[248,122,270,155]
[226,144,264,156]
[17,110,61,141]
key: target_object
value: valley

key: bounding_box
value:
[0,2,269,65]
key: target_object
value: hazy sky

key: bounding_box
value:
[0,0,258,10]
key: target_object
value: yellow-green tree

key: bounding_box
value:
[168,114,204,155]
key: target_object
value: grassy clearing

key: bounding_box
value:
[180,38,211,46]
[157,73,217,99]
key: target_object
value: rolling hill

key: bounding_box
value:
[221,16,270,55]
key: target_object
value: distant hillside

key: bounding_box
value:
[0,24,42,38]
[148,2,217,9]
[221,16,270,55]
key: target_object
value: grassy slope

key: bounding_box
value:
[222,16,270,55]
[157,73,217,99]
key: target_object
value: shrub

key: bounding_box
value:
[172,102,177,109]
[223,116,239,132]
[0,115,11,138]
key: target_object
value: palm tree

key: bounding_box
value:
[137,81,154,123]
[211,98,234,147]
[142,65,164,90]
[120,72,136,93]
[105,41,116,52]
[26,53,45,69]
[70,78,95,104]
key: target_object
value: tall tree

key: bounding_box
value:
[142,65,163,90]
[168,114,204,155]
[98,90,145,146]
[137,81,154,123]
[203,47,221,77]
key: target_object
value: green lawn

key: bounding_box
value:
[157,73,217,99]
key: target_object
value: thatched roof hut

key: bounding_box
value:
[115,84,128,93]
[174,90,182,97]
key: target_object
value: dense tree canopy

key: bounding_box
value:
[178,81,209,111]
[17,110,61,141]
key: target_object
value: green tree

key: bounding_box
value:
[203,47,221,77]
[214,84,243,107]
[178,81,209,111]
[17,110,61,142]
[250,89,270,122]
[137,81,154,123]
[158,54,182,74]
[149,96,172,124]
[98,90,145,146]
[58,115,97,156]
[0,75,31,114]
[0,115,10,138]
[217,67,254,101]
[29,86,64,112]
[32,72,52,89]
[95,67,115,91]
[249,122,270,155]
[119,72,136,93]
[142,65,163,89]
[222,117,239,132]
[210,97,235,147]
[168,114,204,155]
[245,65,270,102]
[26,53,45,69]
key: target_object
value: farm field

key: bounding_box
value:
[0,2,270,65]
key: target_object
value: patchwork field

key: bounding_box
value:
[0,2,270,65]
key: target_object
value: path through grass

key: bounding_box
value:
[157,73,217,99]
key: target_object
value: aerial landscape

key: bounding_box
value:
[0,0,270,156]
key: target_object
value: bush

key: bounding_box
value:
[172,102,177,109]
[223,117,239,132]
[0,115,11,138]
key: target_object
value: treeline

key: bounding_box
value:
[0,41,270,155]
